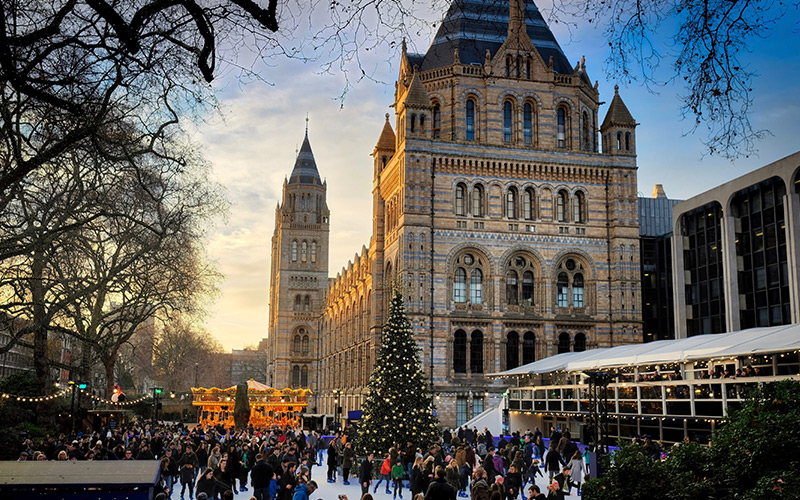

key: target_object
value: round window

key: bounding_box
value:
[464,254,474,265]
[515,256,526,268]
[565,259,576,270]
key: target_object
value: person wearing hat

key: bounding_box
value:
[18,451,29,461]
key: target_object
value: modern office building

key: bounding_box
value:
[672,152,800,337]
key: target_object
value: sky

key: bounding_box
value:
[190,1,800,350]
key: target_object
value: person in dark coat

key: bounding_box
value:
[359,453,375,497]
[277,462,297,500]
[503,464,523,500]
[326,440,339,483]
[411,457,425,498]
[544,444,564,482]
[483,448,498,483]
[425,467,456,500]
[251,454,274,500]
[195,467,216,500]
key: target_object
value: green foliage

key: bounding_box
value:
[0,374,54,459]
[583,380,800,500]
[234,382,250,429]
[707,380,800,499]
[355,290,439,455]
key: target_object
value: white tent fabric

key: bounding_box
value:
[489,323,800,377]
[488,349,605,377]
[460,404,504,436]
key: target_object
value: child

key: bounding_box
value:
[374,452,392,494]
[391,459,405,499]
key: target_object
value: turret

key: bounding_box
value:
[601,85,638,155]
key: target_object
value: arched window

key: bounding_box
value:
[516,55,521,78]
[557,272,569,307]
[304,295,311,311]
[526,58,531,79]
[582,111,591,151]
[558,332,571,353]
[617,132,622,150]
[471,185,484,217]
[291,241,298,262]
[433,103,441,139]
[506,255,537,307]
[419,114,426,132]
[506,331,520,369]
[470,269,483,304]
[470,330,483,373]
[293,335,301,353]
[294,295,302,311]
[292,365,301,387]
[572,273,584,307]
[523,103,533,144]
[455,183,467,216]
[625,132,631,150]
[505,56,511,77]
[302,335,309,354]
[523,188,535,220]
[410,113,417,133]
[454,268,467,303]
[506,187,518,219]
[556,190,568,222]
[506,270,518,305]
[454,330,467,373]
[301,241,307,262]
[311,242,317,263]
[556,258,588,309]
[573,192,585,223]
[466,99,476,141]
[300,365,308,386]
[522,331,535,364]
[503,101,513,142]
[557,107,567,148]
[574,333,586,352]
[522,271,534,304]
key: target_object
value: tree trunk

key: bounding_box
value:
[103,348,118,398]
[31,247,54,425]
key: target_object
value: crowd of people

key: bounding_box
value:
[13,418,592,500]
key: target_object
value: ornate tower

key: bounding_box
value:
[266,126,330,390]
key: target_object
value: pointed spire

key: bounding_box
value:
[375,113,396,152]
[288,120,322,185]
[601,85,637,130]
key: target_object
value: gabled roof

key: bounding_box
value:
[375,113,396,151]
[601,85,637,129]
[419,0,572,74]
[288,130,322,186]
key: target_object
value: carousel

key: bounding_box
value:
[191,380,311,429]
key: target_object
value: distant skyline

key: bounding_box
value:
[191,1,800,350]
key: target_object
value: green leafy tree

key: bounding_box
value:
[583,380,800,500]
[355,290,439,455]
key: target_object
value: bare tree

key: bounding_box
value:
[153,314,227,392]
[546,0,798,158]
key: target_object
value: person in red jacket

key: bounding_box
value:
[374,452,393,494]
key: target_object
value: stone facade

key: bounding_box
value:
[310,0,643,428]
[265,131,331,390]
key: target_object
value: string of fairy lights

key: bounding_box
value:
[0,387,151,406]
[79,388,151,406]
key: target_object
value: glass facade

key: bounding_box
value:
[732,178,790,328]
[640,234,675,341]
[681,203,725,336]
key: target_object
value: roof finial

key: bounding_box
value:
[614,84,619,95]
[305,113,309,135]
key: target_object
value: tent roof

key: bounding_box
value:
[489,323,800,377]
[0,461,159,487]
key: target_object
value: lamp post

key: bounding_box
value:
[195,363,199,388]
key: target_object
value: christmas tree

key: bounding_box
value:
[355,289,440,455]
